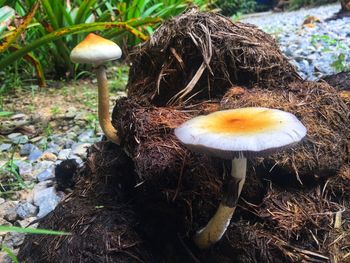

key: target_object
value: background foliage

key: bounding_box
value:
[0,0,210,90]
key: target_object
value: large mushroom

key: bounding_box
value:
[70,33,122,144]
[175,107,307,249]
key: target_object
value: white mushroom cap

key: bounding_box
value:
[175,107,307,159]
[70,33,122,66]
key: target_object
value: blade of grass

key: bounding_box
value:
[0,225,71,235]
[0,245,19,263]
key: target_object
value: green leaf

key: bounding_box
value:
[0,1,39,53]
[0,6,15,34]
[0,111,13,117]
[0,225,71,235]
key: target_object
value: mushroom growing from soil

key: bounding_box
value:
[70,33,122,144]
[175,107,307,249]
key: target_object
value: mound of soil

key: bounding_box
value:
[127,9,300,106]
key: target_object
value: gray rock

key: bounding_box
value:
[0,201,19,219]
[0,197,5,204]
[37,167,55,182]
[20,143,38,156]
[15,216,38,228]
[7,133,22,140]
[28,149,43,161]
[10,134,28,144]
[68,154,83,166]
[33,187,62,218]
[58,149,71,160]
[65,107,78,119]
[16,201,38,219]
[0,218,12,226]
[13,160,33,180]
[0,143,12,152]
[78,129,94,142]
[71,142,91,158]
[33,161,54,177]
[3,231,25,248]
[10,113,27,120]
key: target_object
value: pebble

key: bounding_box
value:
[0,143,12,152]
[2,231,25,249]
[13,160,33,180]
[37,167,55,182]
[0,201,19,222]
[28,149,43,161]
[10,134,29,144]
[20,143,38,156]
[71,142,91,158]
[58,149,71,160]
[34,187,62,218]
[39,152,58,162]
[16,201,38,219]
[32,161,54,179]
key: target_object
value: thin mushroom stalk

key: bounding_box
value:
[193,157,247,249]
[96,65,120,144]
[70,33,122,145]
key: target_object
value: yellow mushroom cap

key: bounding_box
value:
[175,107,307,159]
[70,33,122,65]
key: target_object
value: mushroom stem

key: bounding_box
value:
[95,65,120,145]
[193,156,247,249]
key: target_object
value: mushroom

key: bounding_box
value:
[174,107,307,249]
[70,33,122,144]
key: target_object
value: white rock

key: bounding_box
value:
[33,187,62,218]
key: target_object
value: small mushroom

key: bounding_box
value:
[175,107,307,249]
[70,33,122,144]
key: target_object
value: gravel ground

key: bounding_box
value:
[241,3,350,80]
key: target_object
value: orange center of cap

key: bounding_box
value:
[199,108,283,134]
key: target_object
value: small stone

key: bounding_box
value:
[33,187,62,218]
[30,136,43,143]
[10,113,27,120]
[0,197,5,204]
[0,201,19,219]
[7,133,22,140]
[28,149,43,161]
[58,149,71,160]
[65,107,78,119]
[13,160,33,180]
[37,167,55,182]
[0,143,12,152]
[15,216,37,228]
[78,130,94,142]
[0,218,12,226]
[71,143,91,158]
[68,155,83,166]
[20,143,38,156]
[3,231,25,248]
[39,152,57,162]
[16,201,38,219]
[32,161,54,178]
[11,135,29,144]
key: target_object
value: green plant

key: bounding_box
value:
[50,105,61,116]
[216,0,256,16]
[331,53,350,72]
[0,150,33,197]
[0,1,160,86]
[289,0,337,10]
